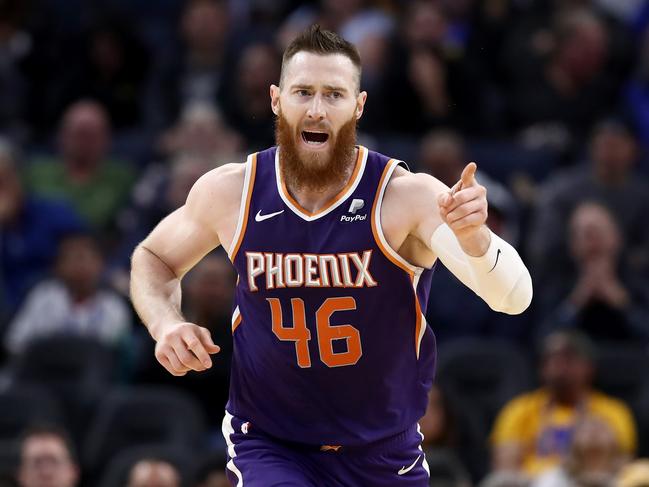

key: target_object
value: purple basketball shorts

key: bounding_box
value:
[222,411,430,486]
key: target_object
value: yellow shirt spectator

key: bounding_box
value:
[490,388,636,477]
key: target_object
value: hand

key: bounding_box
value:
[437,162,489,255]
[154,322,220,376]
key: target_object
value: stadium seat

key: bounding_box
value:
[10,335,116,390]
[435,339,533,428]
[9,336,117,445]
[0,385,64,442]
[593,342,649,405]
[83,386,207,475]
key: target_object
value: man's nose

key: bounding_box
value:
[306,94,326,121]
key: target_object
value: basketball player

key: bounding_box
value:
[130,25,532,486]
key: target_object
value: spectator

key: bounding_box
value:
[24,100,136,234]
[157,102,243,162]
[379,0,483,135]
[490,330,636,478]
[127,459,180,487]
[146,0,232,130]
[507,8,617,154]
[0,140,84,314]
[528,120,649,288]
[537,202,649,342]
[616,459,649,487]
[532,416,627,487]
[55,18,150,130]
[17,425,79,487]
[220,41,280,150]
[5,233,131,355]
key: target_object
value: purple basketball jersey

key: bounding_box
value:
[227,145,436,446]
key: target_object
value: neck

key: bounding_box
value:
[282,147,358,214]
[594,163,627,186]
[65,156,99,182]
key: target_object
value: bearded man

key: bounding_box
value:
[130,25,532,486]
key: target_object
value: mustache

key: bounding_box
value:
[299,122,331,132]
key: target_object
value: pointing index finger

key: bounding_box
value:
[460,162,477,188]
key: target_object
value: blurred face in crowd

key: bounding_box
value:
[18,434,78,487]
[127,460,180,487]
[271,51,366,190]
[404,1,447,49]
[181,0,228,53]
[591,126,637,183]
[541,334,594,403]
[185,255,236,320]
[556,12,608,84]
[60,101,110,168]
[238,44,281,108]
[567,416,623,481]
[419,131,465,187]
[175,104,226,157]
[0,155,22,223]
[56,236,103,298]
[569,203,621,265]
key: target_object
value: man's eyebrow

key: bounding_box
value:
[323,85,348,93]
[289,84,349,93]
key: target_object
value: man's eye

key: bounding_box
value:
[297,90,310,96]
[329,92,342,99]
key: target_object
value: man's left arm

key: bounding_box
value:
[414,163,533,315]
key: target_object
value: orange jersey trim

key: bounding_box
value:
[370,159,415,278]
[278,146,365,218]
[232,314,243,333]
[370,159,426,359]
[230,153,258,261]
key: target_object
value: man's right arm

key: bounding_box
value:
[130,163,243,376]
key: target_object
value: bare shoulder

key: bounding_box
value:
[385,166,448,201]
[188,162,246,205]
[383,166,448,220]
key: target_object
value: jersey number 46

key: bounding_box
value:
[267,297,362,368]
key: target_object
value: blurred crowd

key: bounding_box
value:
[1,0,649,485]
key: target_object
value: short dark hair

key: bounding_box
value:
[281,24,362,91]
[19,423,78,464]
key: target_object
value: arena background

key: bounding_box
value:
[1,0,649,485]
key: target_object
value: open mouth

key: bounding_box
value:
[301,131,329,145]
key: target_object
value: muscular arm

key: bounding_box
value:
[382,164,532,314]
[130,163,244,375]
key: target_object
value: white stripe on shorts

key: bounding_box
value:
[222,411,244,486]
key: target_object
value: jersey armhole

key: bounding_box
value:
[370,159,423,277]
[228,153,258,260]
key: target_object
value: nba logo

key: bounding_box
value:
[348,199,364,214]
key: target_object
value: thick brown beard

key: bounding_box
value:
[275,112,357,192]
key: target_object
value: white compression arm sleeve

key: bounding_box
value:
[429,224,533,314]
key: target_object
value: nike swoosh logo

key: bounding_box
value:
[488,248,501,273]
[397,455,421,475]
[255,210,284,222]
